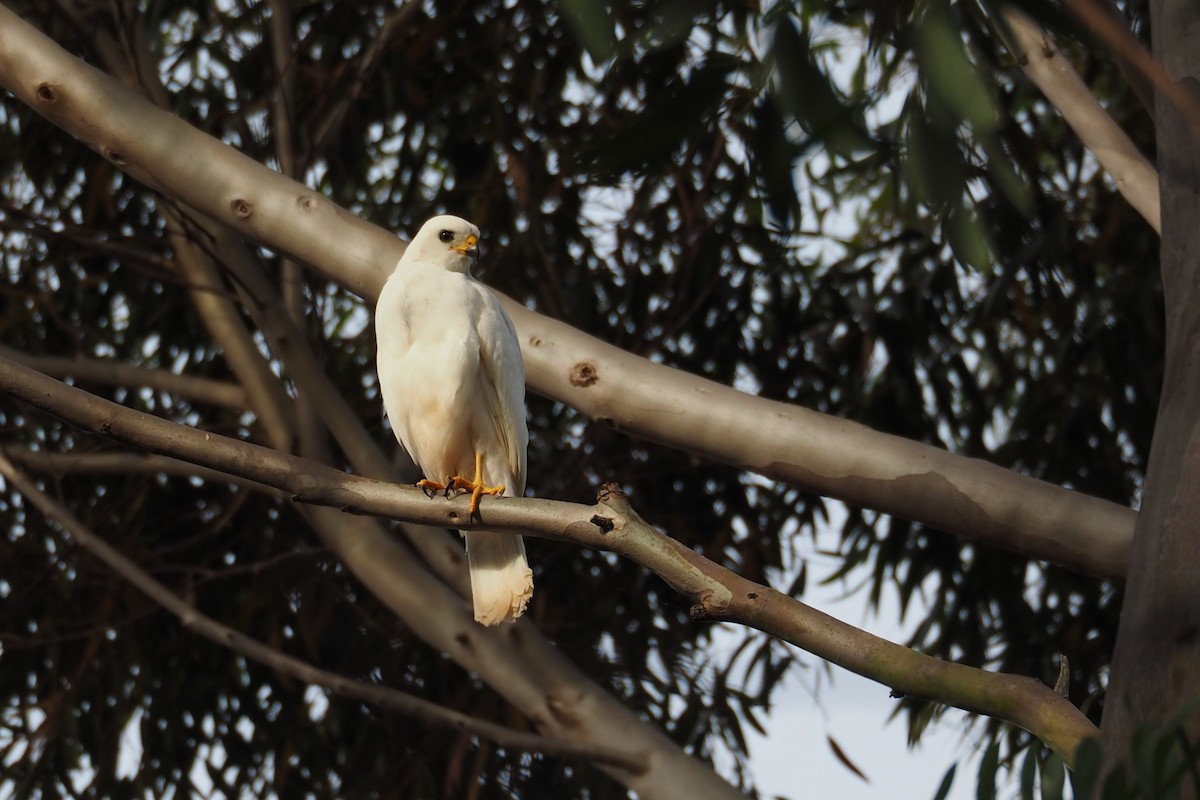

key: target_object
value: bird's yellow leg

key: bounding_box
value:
[448,452,505,516]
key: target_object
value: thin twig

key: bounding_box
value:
[310,0,423,155]
[0,451,648,774]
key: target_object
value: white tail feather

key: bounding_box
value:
[464,531,533,626]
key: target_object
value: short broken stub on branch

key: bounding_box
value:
[592,482,626,534]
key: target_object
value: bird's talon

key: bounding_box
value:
[416,478,445,498]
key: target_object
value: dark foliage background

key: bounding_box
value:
[0,0,1158,796]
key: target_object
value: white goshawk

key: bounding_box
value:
[375,215,533,626]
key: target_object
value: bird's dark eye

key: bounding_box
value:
[438,230,454,243]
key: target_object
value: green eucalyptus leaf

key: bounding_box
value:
[932,763,958,800]
[1039,752,1065,800]
[977,740,1001,800]
[946,201,993,272]
[916,7,1000,134]
[771,17,875,156]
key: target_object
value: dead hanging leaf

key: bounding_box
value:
[827,734,870,783]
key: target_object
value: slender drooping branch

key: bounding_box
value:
[1001,7,1161,233]
[0,452,648,774]
[0,345,248,409]
[4,445,287,497]
[0,2,1136,580]
[0,355,1099,764]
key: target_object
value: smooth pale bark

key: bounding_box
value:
[1101,0,1200,780]
[504,301,1134,579]
[0,4,1138,578]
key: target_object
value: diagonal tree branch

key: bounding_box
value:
[265,0,325,464]
[0,354,1101,766]
[1000,7,1161,234]
[0,451,649,775]
[309,0,423,158]
[501,302,1135,581]
[160,204,298,451]
[0,2,1137,579]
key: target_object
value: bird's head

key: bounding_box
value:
[401,214,482,274]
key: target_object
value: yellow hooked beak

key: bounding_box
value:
[452,234,479,259]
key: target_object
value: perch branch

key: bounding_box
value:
[0,354,1099,765]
